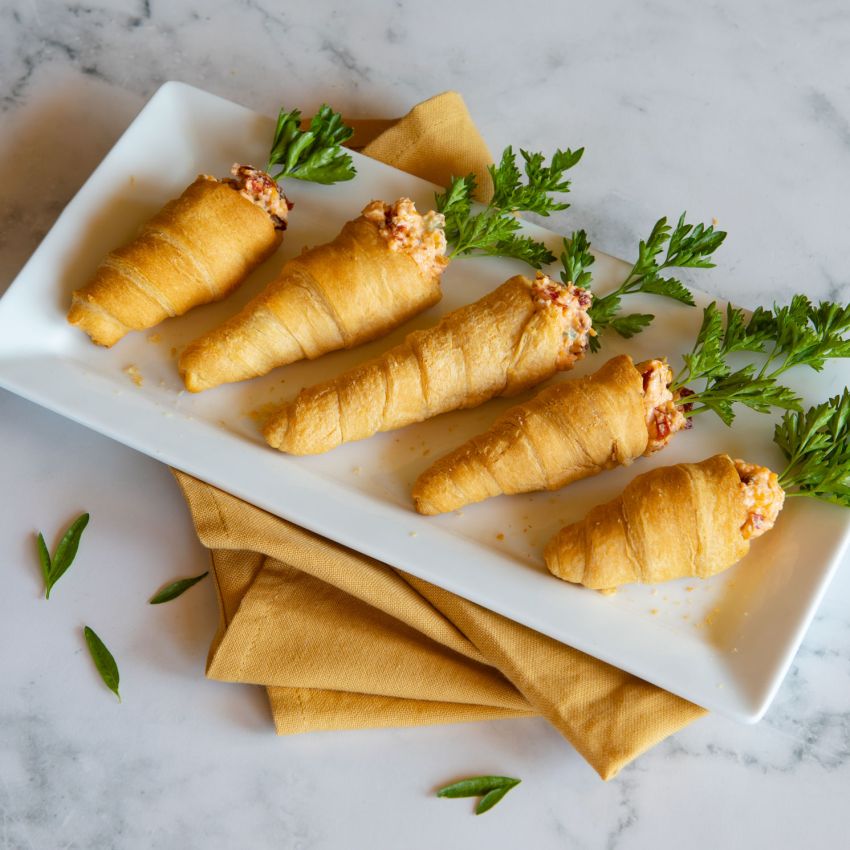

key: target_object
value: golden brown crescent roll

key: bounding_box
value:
[178,198,447,392]
[544,454,751,590]
[263,273,594,455]
[412,354,648,514]
[67,173,284,347]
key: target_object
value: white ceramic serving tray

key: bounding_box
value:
[1,82,848,722]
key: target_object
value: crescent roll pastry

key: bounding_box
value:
[544,454,786,591]
[178,198,447,392]
[263,273,593,455]
[412,355,647,514]
[68,166,287,347]
[411,355,694,514]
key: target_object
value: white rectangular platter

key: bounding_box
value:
[1,81,848,722]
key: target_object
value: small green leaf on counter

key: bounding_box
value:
[475,784,518,815]
[149,571,209,605]
[37,533,51,588]
[83,625,121,702]
[436,775,521,815]
[37,512,90,599]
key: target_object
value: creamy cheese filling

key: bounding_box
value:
[210,164,290,230]
[734,459,785,540]
[531,273,593,369]
[635,359,691,454]
[361,198,448,279]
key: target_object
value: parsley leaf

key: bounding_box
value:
[587,213,723,339]
[437,145,583,266]
[559,229,594,291]
[672,297,850,426]
[266,104,356,184]
[776,391,850,506]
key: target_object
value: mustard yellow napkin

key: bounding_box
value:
[173,92,706,781]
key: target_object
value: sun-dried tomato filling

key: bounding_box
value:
[531,273,593,369]
[635,359,691,454]
[361,198,448,279]
[212,164,291,230]
[734,459,785,539]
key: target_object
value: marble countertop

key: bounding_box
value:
[2,1,849,847]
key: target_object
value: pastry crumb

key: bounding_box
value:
[170,346,178,358]
[496,533,505,541]
[246,402,280,425]
[409,531,417,538]
[147,333,162,344]
[123,365,143,386]
[352,466,361,476]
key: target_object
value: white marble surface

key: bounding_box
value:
[1,1,849,847]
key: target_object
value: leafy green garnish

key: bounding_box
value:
[584,213,723,351]
[436,775,521,815]
[37,513,90,599]
[266,105,356,184]
[149,571,209,605]
[84,626,121,702]
[559,228,594,291]
[672,298,850,425]
[775,391,850,505]
[436,145,583,267]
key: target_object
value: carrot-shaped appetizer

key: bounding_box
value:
[544,391,850,590]
[413,232,850,513]
[68,105,356,347]
[178,146,584,392]
[263,214,716,455]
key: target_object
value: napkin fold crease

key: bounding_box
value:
[172,90,706,781]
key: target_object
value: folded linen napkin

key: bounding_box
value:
[172,91,705,781]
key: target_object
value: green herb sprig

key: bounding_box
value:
[36,512,89,599]
[436,146,583,267]
[775,390,850,505]
[266,105,356,185]
[671,297,850,425]
[149,571,209,604]
[436,775,521,815]
[579,214,724,352]
[84,625,121,702]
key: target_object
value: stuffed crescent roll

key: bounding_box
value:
[178,198,447,392]
[263,273,593,455]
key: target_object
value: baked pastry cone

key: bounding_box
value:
[68,168,286,346]
[178,199,447,392]
[263,274,593,455]
[412,355,650,514]
[544,454,788,590]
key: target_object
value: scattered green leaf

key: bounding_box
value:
[83,625,121,702]
[37,513,90,599]
[149,571,209,605]
[436,775,521,815]
[475,784,518,815]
